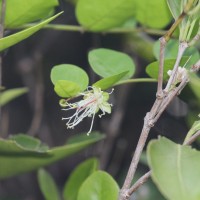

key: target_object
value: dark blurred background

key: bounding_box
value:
[0,1,192,199]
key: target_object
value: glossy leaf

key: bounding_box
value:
[135,0,172,28]
[0,87,28,106]
[51,64,89,96]
[153,39,200,68]
[38,169,60,200]
[146,57,189,81]
[2,0,58,28]
[93,71,128,90]
[89,48,135,79]
[0,132,104,179]
[77,171,119,200]
[76,0,135,31]
[167,0,182,19]
[0,12,62,52]
[63,158,99,200]
[54,80,81,98]
[148,137,200,200]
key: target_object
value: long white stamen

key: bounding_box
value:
[61,86,112,135]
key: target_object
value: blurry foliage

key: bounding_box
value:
[0,0,200,199]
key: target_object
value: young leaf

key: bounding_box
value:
[146,57,189,81]
[0,132,104,179]
[76,0,135,31]
[135,0,172,28]
[51,64,89,96]
[167,0,182,19]
[88,48,135,79]
[93,71,128,90]
[54,80,81,98]
[0,12,62,52]
[38,169,60,200]
[63,158,99,200]
[3,0,58,28]
[148,137,200,200]
[0,87,28,106]
[77,171,119,200]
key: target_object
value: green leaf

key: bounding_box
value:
[146,57,189,81]
[148,137,200,200]
[188,73,200,100]
[185,119,200,142]
[51,64,89,96]
[63,158,99,200]
[38,169,60,200]
[2,0,58,28]
[93,71,128,90]
[89,48,135,79]
[54,80,81,98]
[0,87,28,106]
[153,39,200,68]
[77,171,119,200]
[135,0,172,28]
[167,0,182,19]
[0,132,104,179]
[10,134,48,152]
[76,0,135,31]
[0,12,62,52]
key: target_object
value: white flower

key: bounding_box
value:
[167,67,188,83]
[61,86,113,135]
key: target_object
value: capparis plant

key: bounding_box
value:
[0,0,200,200]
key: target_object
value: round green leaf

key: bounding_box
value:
[63,158,99,200]
[76,0,135,31]
[135,0,172,28]
[4,0,58,28]
[89,48,135,79]
[54,80,81,98]
[148,137,200,200]
[51,64,89,92]
[146,57,189,81]
[93,71,128,90]
[77,171,119,200]
[38,169,60,200]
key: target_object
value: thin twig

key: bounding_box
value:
[184,130,200,145]
[128,171,151,194]
[157,37,166,97]
[128,129,200,195]
[118,2,196,197]
[164,42,188,92]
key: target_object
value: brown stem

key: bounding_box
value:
[184,130,200,145]
[127,128,200,197]
[128,171,151,195]
[164,42,188,92]
[164,0,195,42]
[157,37,166,97]
[119,113,152,200]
